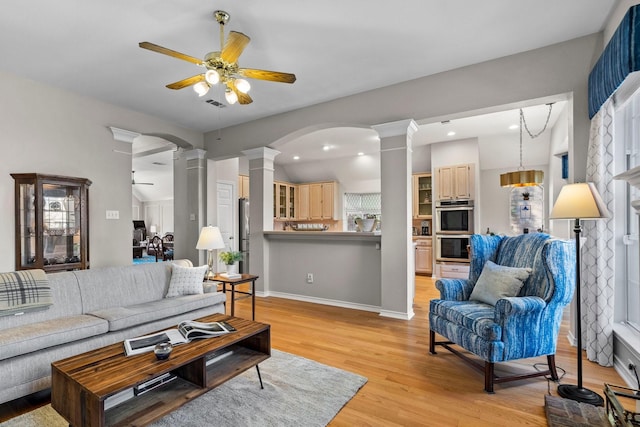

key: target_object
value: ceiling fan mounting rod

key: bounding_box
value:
[214,10,229,52]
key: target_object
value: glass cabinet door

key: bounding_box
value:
[17,182,36,269]
[12,173,91,272]
[42,184,82,266]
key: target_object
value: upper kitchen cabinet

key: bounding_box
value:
[274,181,297,220]
[413,173,432,218]
[297,184,310,220]
[238,175,249,199]
[11,173,91,272]
[436,163,474,200]
[309,181,337,220]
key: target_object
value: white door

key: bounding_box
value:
[216,181,235,271]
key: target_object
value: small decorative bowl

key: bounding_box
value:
[154,342,173,360]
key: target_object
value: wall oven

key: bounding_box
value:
[436,235,471,263]
[435,200,474,234]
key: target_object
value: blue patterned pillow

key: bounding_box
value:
[469,261,532,305]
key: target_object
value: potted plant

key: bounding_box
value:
[219,250,243,274]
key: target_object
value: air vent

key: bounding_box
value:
[205,99,226,108]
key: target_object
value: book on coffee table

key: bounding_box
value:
[124,320,236,356]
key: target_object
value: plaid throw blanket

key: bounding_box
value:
[0,269,52,316]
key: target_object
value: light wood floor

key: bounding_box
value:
[0,275,625,426]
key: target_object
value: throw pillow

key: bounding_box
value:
[166,265,207,298]
[0,269,52,316]
[469,260,532,305]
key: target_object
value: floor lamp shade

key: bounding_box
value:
[196,226,226,279]
[549,182,610,220]
[550,182,609,406]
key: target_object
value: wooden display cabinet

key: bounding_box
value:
[11,173,91,272]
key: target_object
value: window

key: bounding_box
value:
[615,93,640,332]
[343,193,381,232]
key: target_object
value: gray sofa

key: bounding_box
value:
[0,260,226,404]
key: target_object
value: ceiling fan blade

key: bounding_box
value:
[139,42,203,65]
[238,68,296,84]
[236,90,253,105]
[227,81,253,105]
[166,74,205,90]
[220,31,251,63]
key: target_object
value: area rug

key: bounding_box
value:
[0,350,367,427]
[545,394,608,427]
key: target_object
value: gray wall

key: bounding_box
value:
[204,34,603,188]
[0,70,203,271]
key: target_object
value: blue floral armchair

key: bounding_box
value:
[429,233,575,392]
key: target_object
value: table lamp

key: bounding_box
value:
[550,182,610,406]
[196,226,225,280]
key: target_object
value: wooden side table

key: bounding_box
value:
[212,274,259,320]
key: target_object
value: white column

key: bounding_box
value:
[242,147,280,295]
[372,119,417,320]
[176,148,207,265]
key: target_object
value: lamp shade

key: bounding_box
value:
[500,169,544,187]
[196,226,225,250]
[550,182,610,220]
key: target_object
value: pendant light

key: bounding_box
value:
[500,104,553,187]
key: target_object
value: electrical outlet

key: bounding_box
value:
[306,273,314,284]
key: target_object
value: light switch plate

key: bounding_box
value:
[106,210,119,220]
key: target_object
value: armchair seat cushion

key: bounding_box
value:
[430,299,502,341]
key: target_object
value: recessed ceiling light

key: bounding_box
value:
[447,131,456,136]
[509,124,518,130]
[357,152,364,156]
[322,145,331,151]
[293,155,300,160]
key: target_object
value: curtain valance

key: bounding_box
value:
[589,5,640,118]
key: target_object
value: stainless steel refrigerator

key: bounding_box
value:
[238,198,250,273]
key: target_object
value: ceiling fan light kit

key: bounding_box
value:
[139,10,295,105]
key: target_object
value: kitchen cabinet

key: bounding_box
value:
[412,173,432,218]
[238,175,249,199]
[437,163,474,200]
[309,181,335,220]
[274,181,297,219]
[415,238,432,274]
[297,184,310,220]
[11,173,91,272]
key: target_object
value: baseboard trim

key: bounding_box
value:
[379,309,415,321]
[259,291,382,314]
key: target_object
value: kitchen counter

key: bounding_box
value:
[264,231,381,242]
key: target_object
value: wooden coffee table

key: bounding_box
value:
[51,314,270,427]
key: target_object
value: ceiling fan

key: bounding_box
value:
[139,10,296,105]
[132,171,154,186]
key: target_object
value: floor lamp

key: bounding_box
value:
[550,182,610,406]
[196,225,226,280]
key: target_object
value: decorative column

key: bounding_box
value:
[372,119,417,320]
[241,147,280,295]
[174,148,207,265]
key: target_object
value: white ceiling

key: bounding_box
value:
[0,1,616,201]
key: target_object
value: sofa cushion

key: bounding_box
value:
[0,314,108,361]
[430,299,502,341]
[469,261,531,305]
[89,291,226,332]
[0,270,52,317]
[166,265,207,297]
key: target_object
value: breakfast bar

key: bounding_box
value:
[263,231,383,311]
